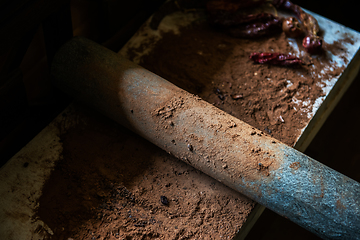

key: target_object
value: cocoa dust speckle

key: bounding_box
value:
[160,195,169,206]
[289,161,301,170]
[231,94,243,100]
[187,143,193,151]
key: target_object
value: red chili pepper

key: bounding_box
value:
[228,16,282,38]
[302,36,322,54]
[249,52,303,66]
[206,0,323,54]
[272,0,322,53]
[208,11,277,27]
[282,17,303,38]
[207,10,283,38]
[206,1,282,38]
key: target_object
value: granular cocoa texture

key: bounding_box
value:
[130,21,346,146]
[36,106,254,239]
[35,10,352,240]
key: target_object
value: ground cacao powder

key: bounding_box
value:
[35,10,352,240]
[36,106,255,239]
[130,21,345,146]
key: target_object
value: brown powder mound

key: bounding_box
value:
[36,107,254,240]
[131,22,343,146]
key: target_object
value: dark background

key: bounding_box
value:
[1,1,359,239]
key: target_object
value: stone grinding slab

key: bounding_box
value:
[119,9,360,151]
[1,5,360,240]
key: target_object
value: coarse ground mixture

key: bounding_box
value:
[36,106,255,240]
[36,8,351,240]
[129,21,346,146]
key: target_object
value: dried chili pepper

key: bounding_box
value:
[272,0,322,53]
[208,11,276,27]
[282,17,303,38]
[207,6,283,38]
[206,0,283,38]
[302,35,322,54]
[273,0,318,35]
[250,52,303,66]
[206,0,322,53]
[228,15,282,38]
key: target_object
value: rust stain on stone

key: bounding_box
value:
[336,199,347,211]
[289,162,301,170]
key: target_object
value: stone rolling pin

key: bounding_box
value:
[51,37,360,240]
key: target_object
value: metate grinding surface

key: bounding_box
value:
[1,4,360,240]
